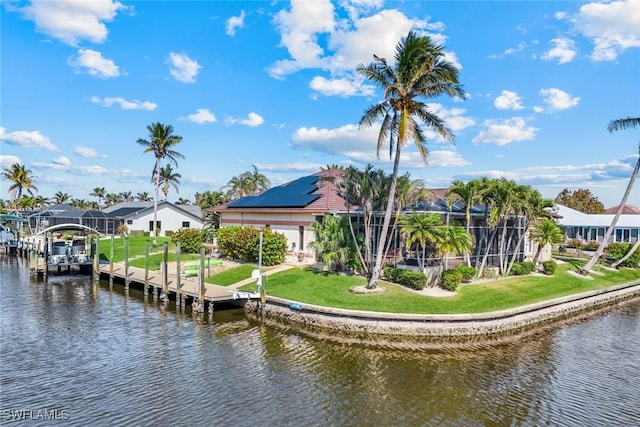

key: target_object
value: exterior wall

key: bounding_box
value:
[125,206,203,236]
[563,225,639,244]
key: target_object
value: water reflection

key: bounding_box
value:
[1,255,638,427]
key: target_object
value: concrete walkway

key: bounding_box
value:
[227,263,297,290]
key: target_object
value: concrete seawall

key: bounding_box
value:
[245,280,640,344]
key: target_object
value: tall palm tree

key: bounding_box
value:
[136,192,151,202]
[53,191,71,204]
[118,191,134,202]
[137,122,184,244]
[225,165,270,200]
[446,179,483,266]
[357,30,465,288]
[582,116,639,274]
[245,164,271,194]
[90,187,106,207]
[2,163,38,210]
[155,164,181,201]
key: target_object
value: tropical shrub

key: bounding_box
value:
[382,266,426,290]
[216,226,286,266]
[441,269,462,291]
[605,242,640,268]
[510,261,535,276]
[455,265,475,282]
[566,238,583,249]
[584,240,599,251]
[542,260,557,275]
[171,228,204,253]
[165,230,175,239]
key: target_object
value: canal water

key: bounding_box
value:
[1,254,639,426]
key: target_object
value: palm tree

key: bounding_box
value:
[137,192,151,202]
[582,116,639,274]
[90,187,106,207]
[357,30,465,288]
[155,164,181,201]
[226,165,270,200]
[446,179,483,266]
[437,224,473,271]
[53,191,71,204]
[105,193,119,206]
[399,213,442,274]
[118,191,134,202]
[530,219,564,264]
[2,163,38,210]
[310,214,352,272]
[137,122,184,245]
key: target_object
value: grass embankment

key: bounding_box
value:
[239,262,640,314]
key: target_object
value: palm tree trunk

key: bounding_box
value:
[367,145,401,288]
[477,226,499,278]
[152,157,161,246]
[581,157,639,273]
[611,239,640,268]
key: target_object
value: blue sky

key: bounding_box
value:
[1,0,639,208]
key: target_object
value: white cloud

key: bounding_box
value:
[309,75,374,97]
[494,90,525,110]
[186,108,217,124]
[226,10,246,36]
[168,52,201,83]
[564,0,640,61]
[0,155,22,167]
[291,123,468,168]
[472,117,538,145]
[541,37,577,64]
[68,49,120,78]
[254,162,325,173]
[226,112,264,127]
[0,127,58,151]
[17,0,126,46]
[91,96,157,110]
[53,156,71,166]
[425,103,476,133]
[538,88,580,111]
[267,0,336,78]
[489,42,527,59]
[74,146,106,158]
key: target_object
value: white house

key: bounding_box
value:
[554,204,640,244]
[103,201,204,236]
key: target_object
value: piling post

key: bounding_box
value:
[109,235,114,283]
[176,242,182,306]
[92,236,100,282]
[196,247,205,313]
[124,236,129,289]
[161,241,168,300]
[144,240,150,294]
[43,235,49,280]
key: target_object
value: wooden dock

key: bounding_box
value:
[97,262,259,307]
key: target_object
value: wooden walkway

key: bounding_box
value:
[98,262,257,303]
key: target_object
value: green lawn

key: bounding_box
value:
[206,264,269,286]
[239,263,640,314]
[98,236,174,262]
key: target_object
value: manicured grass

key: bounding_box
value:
[206,264,258,286]
[239,263,640,314]
[128,252,202,270]
[98,236,174,262]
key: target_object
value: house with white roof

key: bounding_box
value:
[554,204,639,244]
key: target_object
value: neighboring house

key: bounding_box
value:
[103,201,204,236]
[28,204,115,235]
[212,168,346,259]
[213,169,534,266]
[554,204,640,244]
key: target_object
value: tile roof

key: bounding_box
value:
[604,204,640,214]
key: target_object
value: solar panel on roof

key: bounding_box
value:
[228,175,322,208]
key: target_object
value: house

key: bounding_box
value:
[554,204,640,244]
[213,169,534,267]
[28,204,115,235]
[103,201,204,236]
[212,168,346,259]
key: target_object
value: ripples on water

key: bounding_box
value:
[1,255,639,426]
